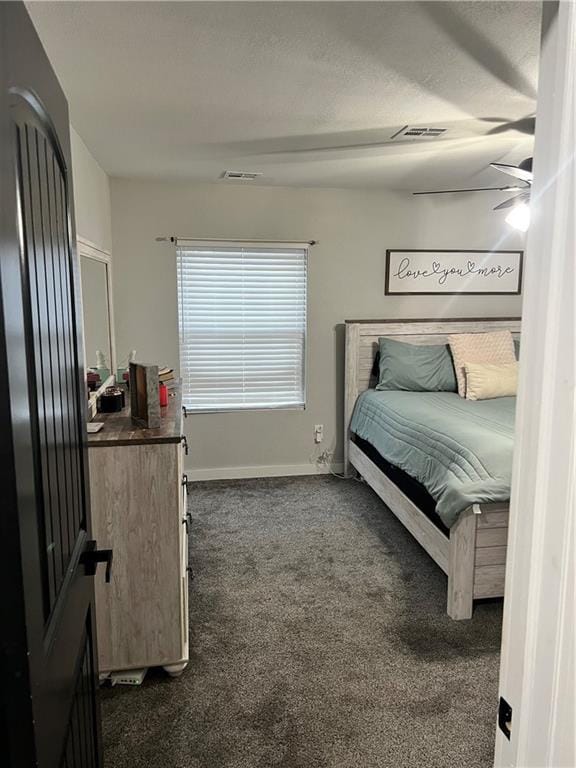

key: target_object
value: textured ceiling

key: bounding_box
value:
[27,1,541,190]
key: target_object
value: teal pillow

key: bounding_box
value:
[375,338,457,392]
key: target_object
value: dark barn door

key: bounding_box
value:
[0,4,103,768]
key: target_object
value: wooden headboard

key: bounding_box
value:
[343,317,521,473]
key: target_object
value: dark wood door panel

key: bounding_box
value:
[1,4,102,767]
[62,624,99,768]
[17,116,86,621]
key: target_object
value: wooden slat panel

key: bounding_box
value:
[19,123,57,611]
[29,125,66,600]
[349,440,450,572]
[478,510,509,529]
[38,131,72,579]
[475,546,507,566]
[53,157,83,535]
[359,345,379,361]
[447,508,477,620]
[357,320,521,337]
[477,527,509,548]
[54,147,85,559]
[343,323,360,474]
[50,151,75,547]
[360,333,459,348]
[60,172,85,526]
[478,502,510,513]
[44,136,75,562]
[474,564,506,598]
[61,627,99,767]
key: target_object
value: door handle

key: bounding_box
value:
[81,540,113,583]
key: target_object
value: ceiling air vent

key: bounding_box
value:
[390,126,448,140]
[221,170,263,181]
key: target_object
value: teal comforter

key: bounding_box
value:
[350,390,515,528]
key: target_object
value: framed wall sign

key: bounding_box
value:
[385,249,523,296]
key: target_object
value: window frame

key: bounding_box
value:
[176,240,308,414]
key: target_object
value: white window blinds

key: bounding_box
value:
[176,243,307,411]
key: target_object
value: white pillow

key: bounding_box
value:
[448,330,516,397]
[464,361,518,400]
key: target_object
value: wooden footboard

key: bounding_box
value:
[350,436,509,620]
[447,503,508,619]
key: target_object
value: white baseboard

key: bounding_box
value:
[187,462,344,482]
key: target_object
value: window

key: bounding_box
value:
[176,242,307,411]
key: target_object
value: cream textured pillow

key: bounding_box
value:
[464,362,518,400]
[448,330,516,397]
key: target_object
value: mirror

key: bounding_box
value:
[78,238,115,418]
[81,256,111,373]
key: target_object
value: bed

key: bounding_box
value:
[344,318,520,620]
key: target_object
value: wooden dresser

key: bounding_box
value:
[87,387,189,679]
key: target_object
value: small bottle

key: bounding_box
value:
[159,382,168,408]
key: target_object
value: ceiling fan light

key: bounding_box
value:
[505,202,531,232]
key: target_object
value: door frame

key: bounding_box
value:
[495,2,575,765]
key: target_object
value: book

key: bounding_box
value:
[158,366,175,382]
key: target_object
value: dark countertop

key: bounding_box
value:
[87,385,184,447]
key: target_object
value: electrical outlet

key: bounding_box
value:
[314,424,324,443]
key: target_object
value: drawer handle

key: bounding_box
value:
[182,406,188,419]
[181,474,188,492]
[181,435,189,455]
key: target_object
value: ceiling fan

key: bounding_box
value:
[412,157,533,229]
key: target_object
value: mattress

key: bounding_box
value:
[350,390,515,528]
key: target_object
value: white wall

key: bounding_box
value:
[70,127,112,253]
[110,178,524,476]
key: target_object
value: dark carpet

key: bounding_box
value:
[101,476,503,768]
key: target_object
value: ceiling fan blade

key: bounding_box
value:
[493,191,531,210]
[268,136,458,155]
[485,117,536,136]
[490,163,533,183]
[413,185,523,196]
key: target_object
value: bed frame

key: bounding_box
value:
[344,318,520,620]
